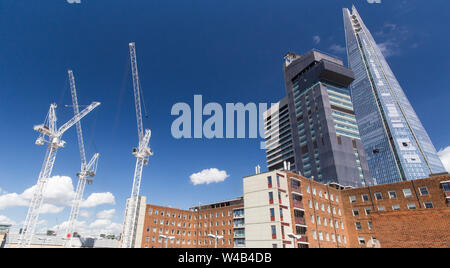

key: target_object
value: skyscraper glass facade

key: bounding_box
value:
[343,7,445,184]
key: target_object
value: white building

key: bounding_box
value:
[243,170,294,248]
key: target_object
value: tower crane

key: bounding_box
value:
[64,70,100,248]
[18,101,100,248]
[121,42,153,248]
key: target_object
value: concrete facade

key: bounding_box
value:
[243,171,295,248]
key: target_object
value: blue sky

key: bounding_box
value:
[0,0,449,235]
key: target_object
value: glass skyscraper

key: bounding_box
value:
[343,6,445,184]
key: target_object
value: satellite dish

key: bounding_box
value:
[367,239,381,248]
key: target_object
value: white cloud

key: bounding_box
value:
[438,146,450,172]
[40,204,65,214]
[0,187,6,195]
[0,192,28,210]
[51,218,122,237]
[189,168,230,185]
[377,40,399,58]
[0,176,116,217]
[67,0,81,4]
[0,215,16,225]
[21,176,75,206]
[329,44,346,54]
[81,192,115,208]
[96,209,115,220]
[313,35,321,45]
[79,210,90,218]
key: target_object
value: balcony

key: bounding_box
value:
[233,214,244,219]
[297,236,309,244]
[293,201,305,210]
[233,224,245,229]
[295,217,306,226]
[234,234,246,239]
[291,185,301,192]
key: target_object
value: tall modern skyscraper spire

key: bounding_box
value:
[343,6,445,184]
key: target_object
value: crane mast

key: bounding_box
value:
[18,101,100,247]
[64,70,100,248]
[121,42,153,248]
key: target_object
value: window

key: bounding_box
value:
[308,200,312,209]
[318,232,324,241]
[269,192,274,204]
[349,195,356,203]
[407,203,417,210]
[352,209,360,217]
[365,208,372,215]
[378,206,385,211]
[358,236,366,245]
[312,230,317,240]
[270,208,275,221]
[271,225,277,239]
[424,202,434,209]
[368,221,373,230]
[355,222,362,230]
[392,204,401,211]
[374,192,383,200]
[361,194,369,202]
[272,244,277,248]
[403,189,413,198]
[306,186,310,193]
[388,191,397,199]
[268,176,272,188]
[317,216,321,225]
[419,186,429,196]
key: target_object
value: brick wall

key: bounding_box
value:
[371,208,450,248]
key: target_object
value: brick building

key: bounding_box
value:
[140,197,245,248]
[340,174,450,248]
[137,172,449,248]
[243,170,450,248]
